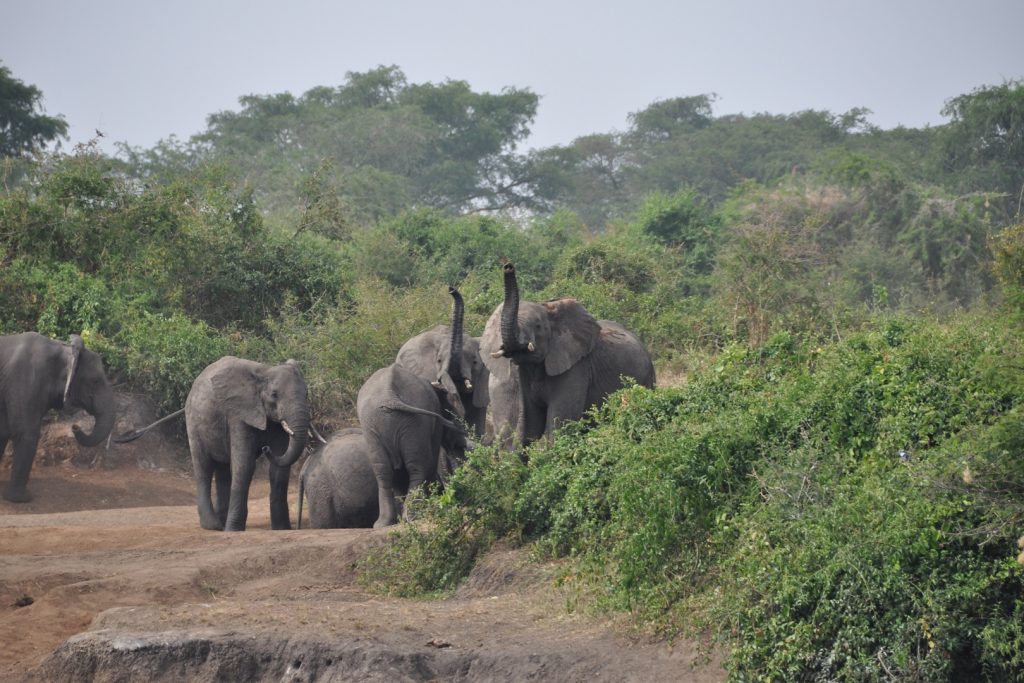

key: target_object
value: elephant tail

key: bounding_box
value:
[297,473,305,530]
[382,400,467,434]
[112,408,185,443]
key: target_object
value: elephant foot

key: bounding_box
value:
[373,517,397,530]
[2,486,31,503]
[198,515,225,531]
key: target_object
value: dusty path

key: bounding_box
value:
[1,463,724,682]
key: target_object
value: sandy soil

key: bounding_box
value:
[0,459,725,682]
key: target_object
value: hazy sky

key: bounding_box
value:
[3,0,1023,156]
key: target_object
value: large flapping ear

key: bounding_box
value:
[543,298,600,376]
[479,304,512,380]
[63,334,85,404]
[210,362,267,430]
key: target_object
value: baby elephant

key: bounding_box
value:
[297,428,382,529]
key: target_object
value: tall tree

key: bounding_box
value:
[0,63,68,158]
[939,80,1024,215]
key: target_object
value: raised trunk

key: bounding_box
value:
[73,387,116,447]
[500,263,520,351]
[448,287,465,378]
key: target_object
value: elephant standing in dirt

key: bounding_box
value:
[357,363,467,529]
[297,428,379,529]
[481,263,655,446]
[396,287,489,439]
[185,356,311,531]
[0,333,116,502]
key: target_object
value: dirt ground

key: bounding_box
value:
[1,454,725,682]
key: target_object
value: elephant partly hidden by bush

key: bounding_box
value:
[481,263,655,447]
[0,332,116,503]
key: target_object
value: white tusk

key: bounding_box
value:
[281,420,294,436]
[464,379,473,391]
[527,341,535,352]
[490,349,505,358]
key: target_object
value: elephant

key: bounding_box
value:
[357,363,467,529]
[487,365,521,451]
[481,263,655,447]
[297,428,380,529]
[395,287,489,439]
[0,332,116,502]
[184,356,311,531]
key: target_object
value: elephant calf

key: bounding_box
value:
[297,428,383,529]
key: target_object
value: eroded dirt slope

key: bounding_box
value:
[1,461,724,682]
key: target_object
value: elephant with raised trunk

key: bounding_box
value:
[481,263,655,447]
[0,333,116,502]
[357,363,467,529]
[185,356,311,531]
[396,287,489,439]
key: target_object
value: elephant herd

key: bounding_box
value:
[0,263,655,533]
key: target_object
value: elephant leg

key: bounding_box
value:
[521,401,548,448]
[267,462,291,530]
[365,436,400,529]
[0,437,7,463]
[224,436,256,532]
[213,461,231,528]
[3,433,40,503]
[191,450,223,531]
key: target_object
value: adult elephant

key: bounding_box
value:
[357,363,466,529]
[0,333,116,502]
[185,356,311,531]
[297,428,379,529]
[396,287,489,439]
[481,263,655,447]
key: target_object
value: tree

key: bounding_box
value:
[939,80,1024,215]
[0,63,68,158]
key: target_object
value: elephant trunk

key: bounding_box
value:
[500,263,521,352]
[448,287,465,379]
[73,384,116,447]
[269,412,310,468]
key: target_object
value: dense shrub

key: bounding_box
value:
[362,314,1024,681]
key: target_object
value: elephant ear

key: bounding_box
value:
[543,298,600,377]
[480,305,512,380]
[211,362,267,430]
[63,334,84,404]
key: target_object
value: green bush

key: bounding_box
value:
[362,313,1024,681]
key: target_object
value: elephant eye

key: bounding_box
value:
[270,390,279,401]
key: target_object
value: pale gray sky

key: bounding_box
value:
[2,0,1023,156]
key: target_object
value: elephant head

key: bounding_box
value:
[210,359,311,468]
[433,287,489,418]
[64,334,116,448]
[485,263,600,377]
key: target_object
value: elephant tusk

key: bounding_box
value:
[527,341,535,352]
[309,424,328,444]
[281,420,295,436]
[490,349,505,358]
[464,379,473,391]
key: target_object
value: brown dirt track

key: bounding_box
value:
[1,453,724,682]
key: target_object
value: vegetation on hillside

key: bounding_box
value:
[2,65,1022,681]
